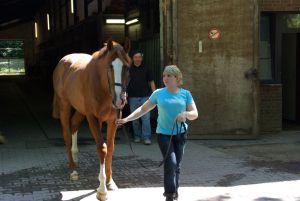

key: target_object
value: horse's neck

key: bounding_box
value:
[86,59,110,95]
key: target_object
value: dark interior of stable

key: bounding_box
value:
[0,0,161,142]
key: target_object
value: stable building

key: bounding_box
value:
[0,0,300,139]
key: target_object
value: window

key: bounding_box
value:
[283,14,300,29]
[260,14,275,81]
[47,13,51,30]
[0,40,25,75]
[70,0,74,14]
[68,0,74,26]
[35,22,38,38]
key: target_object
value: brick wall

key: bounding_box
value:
[260,84,282,133]
[261,0,300,11]
[177,0,259,139]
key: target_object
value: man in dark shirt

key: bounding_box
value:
[127,50,156,145]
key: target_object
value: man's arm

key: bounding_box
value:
[149,80,156,92]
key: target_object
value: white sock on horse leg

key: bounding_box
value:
[107,179,118,191]
[71,131,78,163]
[97,162,107,193]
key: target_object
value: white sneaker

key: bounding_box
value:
[144,139,151,145]
[134,138,141,143]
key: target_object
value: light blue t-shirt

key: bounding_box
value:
[149,87,194,135]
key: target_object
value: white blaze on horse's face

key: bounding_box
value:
[111,58,124,108]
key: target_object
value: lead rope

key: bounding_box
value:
[119,110,153,170]
[119,109,187,170]
[158,120,186,167]
[119,110,135,157]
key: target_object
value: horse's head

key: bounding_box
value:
[106,38,132,109]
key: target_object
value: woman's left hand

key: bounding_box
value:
[176,112,187,122]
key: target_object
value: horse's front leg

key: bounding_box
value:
[105,120,118,191]
[97,143,108,201]
[86,115,107,201]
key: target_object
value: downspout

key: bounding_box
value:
[161,0,178,66]
[172,0,178,65]
[252,0,260,137]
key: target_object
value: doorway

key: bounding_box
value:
[0,40,25,75]
[282,33,300,129]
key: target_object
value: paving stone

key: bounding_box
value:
[1,77,300,200]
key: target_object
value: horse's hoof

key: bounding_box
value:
[107,180,118,191]
[70,170,79,181]
[96,192,107,201]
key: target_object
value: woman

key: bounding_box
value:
[117,65,198,201]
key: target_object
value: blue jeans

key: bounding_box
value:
[157,133,187,195]
[129,97,151,140]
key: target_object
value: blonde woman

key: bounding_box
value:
[117,65,198,201]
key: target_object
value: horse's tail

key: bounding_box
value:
[52,93,60,119]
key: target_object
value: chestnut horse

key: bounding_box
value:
[52,39,131,201]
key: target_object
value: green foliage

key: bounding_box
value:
[0,40,24,58]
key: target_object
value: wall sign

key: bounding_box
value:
[208,28,221,40]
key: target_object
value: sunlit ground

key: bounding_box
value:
[61,180,300,201]
[0,59,25,75]
[0,68,25,75]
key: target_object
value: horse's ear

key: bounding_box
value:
[123,37,131,53]
[107,38,113,51]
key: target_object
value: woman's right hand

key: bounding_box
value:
[116,118,128,127]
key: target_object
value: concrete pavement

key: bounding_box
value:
[1,77,300,201]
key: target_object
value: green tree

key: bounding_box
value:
[0,40,24,58]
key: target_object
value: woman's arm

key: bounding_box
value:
[176,102,198,122]
[117,100,156,125]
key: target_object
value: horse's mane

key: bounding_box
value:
[92,41,119,60]
[92,45,108,59]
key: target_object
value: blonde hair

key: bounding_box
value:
[163,65,183,85]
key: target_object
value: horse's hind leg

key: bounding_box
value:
[105,120,118,191]
[59,102,77,179]
[69,111,85,180]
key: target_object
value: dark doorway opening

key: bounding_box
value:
[282,33,300,130]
